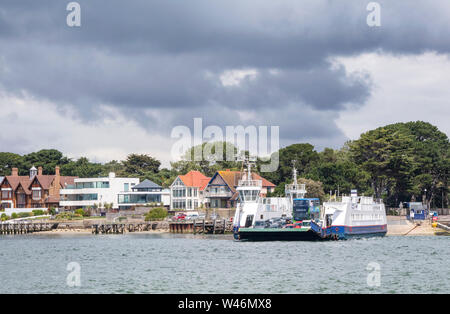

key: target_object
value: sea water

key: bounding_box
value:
[0,233,448,293]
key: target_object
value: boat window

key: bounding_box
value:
[245,215,254,228]
[239,190,259,202]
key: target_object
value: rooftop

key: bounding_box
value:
[179,170,211,190]
[133,179,161,190]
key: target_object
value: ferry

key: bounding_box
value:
[233,160,320,241]
[310,190,387,240]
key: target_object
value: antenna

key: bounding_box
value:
[291,160,297,185]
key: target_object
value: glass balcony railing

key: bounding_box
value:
[206,190,233,197]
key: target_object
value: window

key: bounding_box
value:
[124,183,129,192]
[172,188,186,198]
[194,189,198,197]
[1,190,11,199]
[32,189,42,200]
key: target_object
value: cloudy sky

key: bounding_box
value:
[0,0,449,167]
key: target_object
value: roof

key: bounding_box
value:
[2,173,77,193]
[178,170,211,191]
[60,176,77,188]
[28,175,78,189]
[32,175,55,189]
[215,170,275,192]
[133,179,161,190]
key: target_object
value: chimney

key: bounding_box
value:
[38,166,43,176]
[11,168,18,176]
[54,166,61,192]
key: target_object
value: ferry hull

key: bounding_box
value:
[236,228,322,241]
[310,222,387,240]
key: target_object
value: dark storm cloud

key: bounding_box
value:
[0,0,449,146]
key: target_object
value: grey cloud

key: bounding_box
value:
[0,0,449,151]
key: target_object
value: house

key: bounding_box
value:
[117,179,170,210]
[170,170,210,211]
[0,166,77,210]
[205,170,276,209]
[59,172,140,210]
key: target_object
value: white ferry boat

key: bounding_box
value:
[310,190,387,240]
[233,160,319,241]
[232,161,291,231]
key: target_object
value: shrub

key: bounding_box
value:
[17,212,32,218]
[11,212,18,219]
[48,207,57,215]
[1,213,10,221]
[74,209,89,217]
[32,209,45,216]
[145,207,168,221]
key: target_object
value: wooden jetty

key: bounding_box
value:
[0,222,56,235]
[91,222,159,234]
[169,219,233,234]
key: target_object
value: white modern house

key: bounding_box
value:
[60,172,139,210]
[117,179,170,210]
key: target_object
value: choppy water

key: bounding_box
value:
[0,233,448,294]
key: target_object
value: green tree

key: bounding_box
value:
[171,142,241,177]
[0,152,24,175]
[122,154,161,177]
[22,149,70,174]
[60,157,103,177]
[263,143,319,186]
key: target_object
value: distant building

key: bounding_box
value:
[0,166,76,210]
[117,179,170,210]
[205,170,276,209]
[59,172,139,210]
[170,170,210,211]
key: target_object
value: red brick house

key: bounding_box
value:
[0,166,77,210]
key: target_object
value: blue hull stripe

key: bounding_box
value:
[311,222,387,239]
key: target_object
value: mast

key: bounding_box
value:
[285,160,307,203]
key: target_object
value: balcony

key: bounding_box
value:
[206,190,233,198]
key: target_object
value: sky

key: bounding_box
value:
[0,0,449,167]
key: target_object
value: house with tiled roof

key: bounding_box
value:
[169,170,211,210]
[0,166,77,210]
[205,170,276,209]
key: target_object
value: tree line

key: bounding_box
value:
[0,121,448,208]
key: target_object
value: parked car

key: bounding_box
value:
[185,212,200,220]
[173,213,187,221]
[253,221,266,229]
